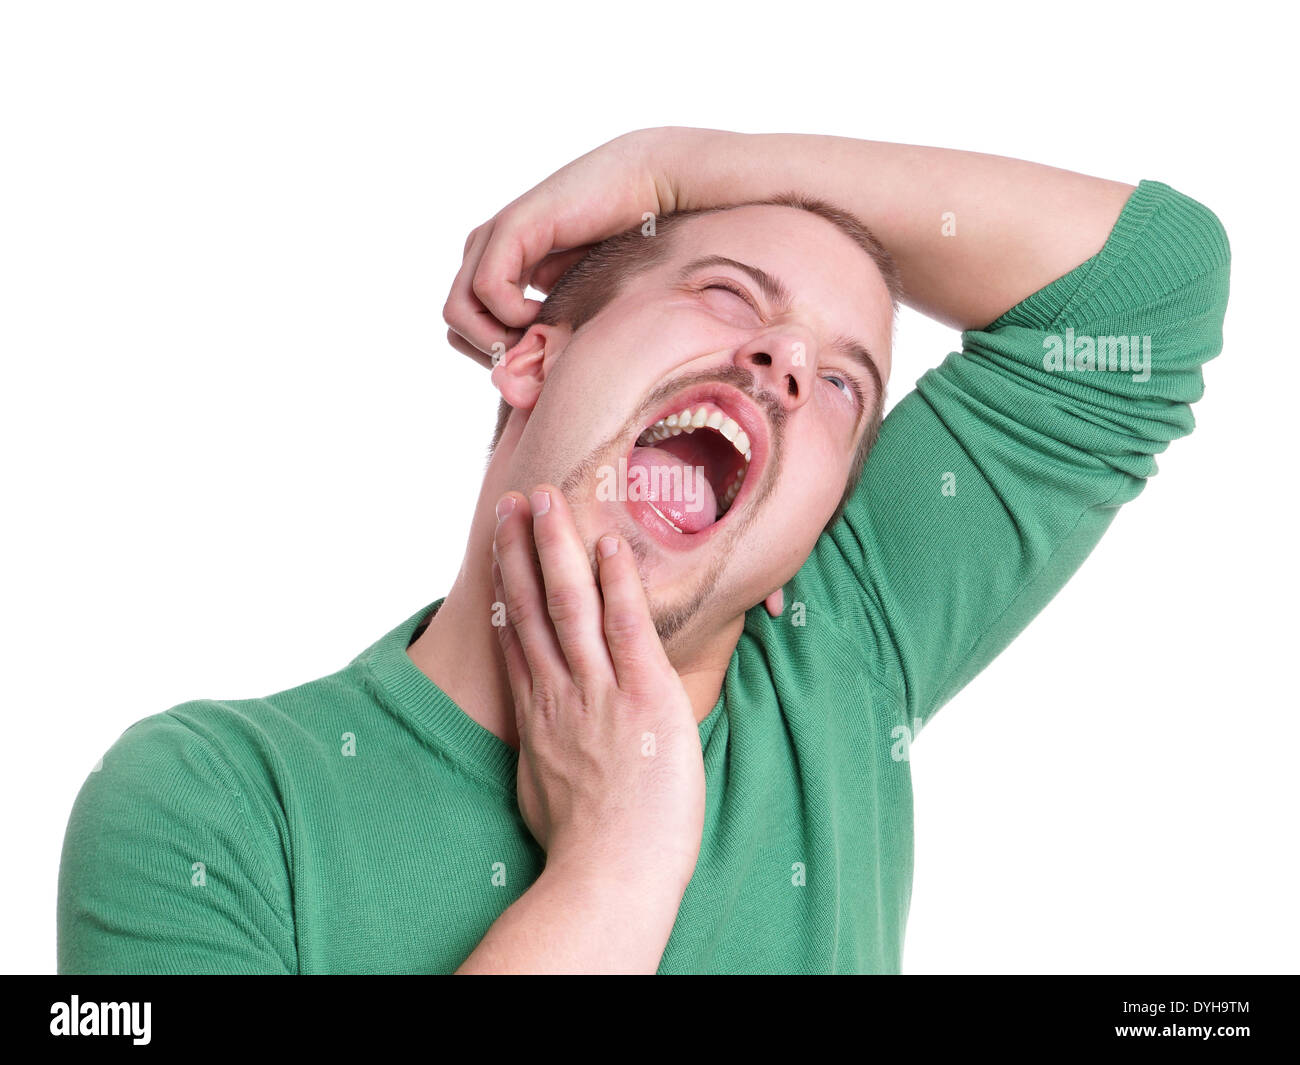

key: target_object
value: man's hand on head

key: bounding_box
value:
[443,127,687,365]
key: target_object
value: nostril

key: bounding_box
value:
[787,376,798,397]
[753,353,772,366]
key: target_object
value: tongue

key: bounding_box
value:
[626,446,718,533]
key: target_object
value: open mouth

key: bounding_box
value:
[623,383,768,544]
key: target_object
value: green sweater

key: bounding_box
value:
[57,180,1230,974]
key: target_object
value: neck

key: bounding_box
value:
[406,491,741,751]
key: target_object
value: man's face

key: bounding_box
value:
[498,205,894,651]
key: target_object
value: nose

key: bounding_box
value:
[736,330,817,412]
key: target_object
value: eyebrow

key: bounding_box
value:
[676,253,884,406]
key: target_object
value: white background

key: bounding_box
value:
[2,0,1294,974]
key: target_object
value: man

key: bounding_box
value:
[57,127,1231,974]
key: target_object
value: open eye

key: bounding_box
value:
[824,374,855,402]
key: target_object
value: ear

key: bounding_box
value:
[489,322,571,413]
[764,586,785,618]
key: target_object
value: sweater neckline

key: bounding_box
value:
[355,598,728,794]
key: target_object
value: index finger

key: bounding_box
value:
[444,221,541,356]
[529,485,615,688]
[593,534,671,691]
[468,205,564,332]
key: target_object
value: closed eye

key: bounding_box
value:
[702,280,759,312]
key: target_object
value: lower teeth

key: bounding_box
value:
[647,502,684,533]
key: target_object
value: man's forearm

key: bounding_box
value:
[653,126,1136,331]
[454,863,688,974]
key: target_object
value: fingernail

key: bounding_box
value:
[496,496,515,522]
[598,535,619,558]
[530,490,550,516]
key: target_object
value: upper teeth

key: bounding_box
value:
[635,405,753,513]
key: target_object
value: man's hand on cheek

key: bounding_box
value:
[491,485,706,893]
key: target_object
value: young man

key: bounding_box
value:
[57,128,1231,974]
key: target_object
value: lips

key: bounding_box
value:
[621,382,769,548]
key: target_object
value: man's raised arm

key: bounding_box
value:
[620,129,1228,734]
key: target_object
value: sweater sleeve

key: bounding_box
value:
[57,710,298,974]
[798,179,1231,732]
